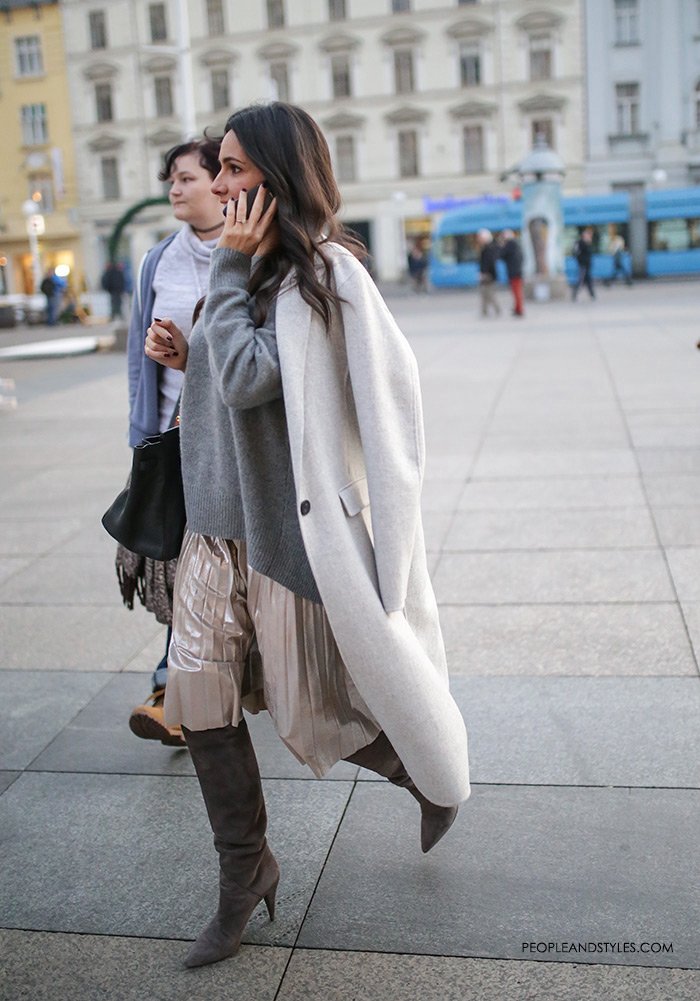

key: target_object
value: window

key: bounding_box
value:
[14,36,43,77]
[336,135,356,182]
[615,82,640,134]
[267,0,285,28]
[696,81,700,128]
[531,118,554,148]
[270,62,290,101]
[394,50,414,94]
[155,76,174,116]
[392,0,410,11]
[101,156,120,200]
[28,176,54,213]
[459,41,480,87]
[614,0,639,44]
[648,218,700,252]
[458,0,478,4]
[463,124,484,173]
[398,129,418,177]
[529,33,552,81]
[211,68,230,112]
[88,10,107,49]
[331,54,352,98]
[206,0,225,35]
[95,82,113,122]
[21,104,48,145]
[149,3,168,42]
[329,0,346,19]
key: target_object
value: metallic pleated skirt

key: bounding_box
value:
[164,530,380,777]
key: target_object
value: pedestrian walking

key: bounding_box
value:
[572,226,596,300]
[605,233,632,286]
[40,269,63,326]
[123,137,224,748]
[499,229,524,317]
[144,101,470,969]
[477,228,501,316]
[101,262,126,320]
[407,238,429,293]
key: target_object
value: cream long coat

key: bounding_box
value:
[276,243,470,808]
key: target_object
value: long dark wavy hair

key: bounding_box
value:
[220,103,366,328]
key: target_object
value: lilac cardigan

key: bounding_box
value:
[127,233,177,446]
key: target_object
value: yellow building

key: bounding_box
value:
[0,0,82,298]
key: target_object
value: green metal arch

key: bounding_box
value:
[108,197,169,262]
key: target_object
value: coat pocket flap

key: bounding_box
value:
[339,476,370,517]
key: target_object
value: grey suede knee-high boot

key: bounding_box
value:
[183,719,279,968]
[345,732,458,853]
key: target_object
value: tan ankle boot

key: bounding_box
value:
[128,689,186,747]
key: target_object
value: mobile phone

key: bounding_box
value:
[228,183,273,219]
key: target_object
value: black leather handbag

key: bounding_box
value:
[101,424,185,561]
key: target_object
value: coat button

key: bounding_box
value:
[300,500,310,516]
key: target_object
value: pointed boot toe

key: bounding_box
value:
[420,804,458,854]
[184,915,241,968]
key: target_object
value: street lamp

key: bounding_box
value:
[21,197,44,294]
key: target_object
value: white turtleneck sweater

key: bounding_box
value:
[152,225,218,431]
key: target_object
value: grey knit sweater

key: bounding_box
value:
[179,247,321,604]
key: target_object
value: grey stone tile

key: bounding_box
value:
[666,548,700,601]
[278,949,700,1001]
[644,475,700,507]
[0,772,352,945]
[421,511,453,552]
[653,508,700,546]
[0,554,119,605]
[423,450,479,480]
[0,671,112,769]
[679,602,700,667]
[0,557,32,586]
[0,518,83,556]
[458,476,646,510]
[123,627,169,673]
[48,518,122,556]
[0,604,162,671]
[443,508,657,551]
[0,465,125,519]
[0,930,289,1001]
[472,448,638,479]
[483,428,631,448]
[434,550,674,604]
[297,785,700,968]
[448,676,700,787]
[30,672,359,782]
[0,771,20,795]
[636,448,700,475]
[420,479,465,513]
[440,603,696,677]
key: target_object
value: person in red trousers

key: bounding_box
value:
[499,229,524,317]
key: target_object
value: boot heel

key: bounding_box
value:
[264,876,279,921]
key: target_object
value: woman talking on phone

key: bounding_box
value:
[144,102,470,970]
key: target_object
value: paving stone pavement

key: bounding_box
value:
[1,285,699,1000]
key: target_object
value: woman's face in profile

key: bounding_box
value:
[211,130,266,206]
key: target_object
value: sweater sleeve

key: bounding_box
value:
[202,247,282,410]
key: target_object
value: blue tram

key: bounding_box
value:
[429,187,700,287]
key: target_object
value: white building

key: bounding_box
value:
[584,0,700,192]
[61,0,585,284]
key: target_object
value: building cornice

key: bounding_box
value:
[515,10,565,32]
[87,133,124,152]
[384,105,429,125]
[199,47,237,67]
[318,32,361,54]
[449,99,497,119]
[323,111,365,130]
[446,18,493,40]
[518,92,567,113]
[380,26,426,47]
[257,41,298,60]
[82,61,119,81]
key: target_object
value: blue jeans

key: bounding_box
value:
[151,627,172,692]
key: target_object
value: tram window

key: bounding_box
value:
[648,218,698,252]
[435,234,479,264]
[564,223,629,254]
